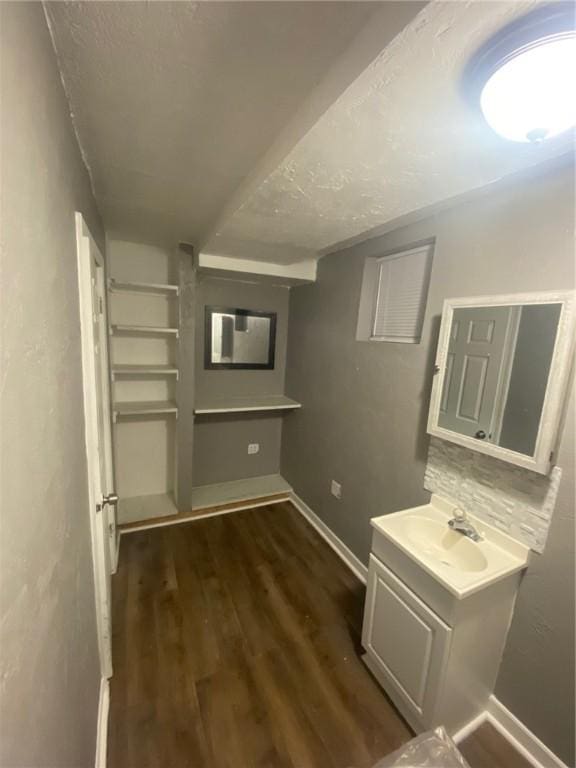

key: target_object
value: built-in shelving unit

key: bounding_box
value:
[194,394,301,415]
[110,323,179,336]
[112,364,179,379]
[113,399,178,420]
[108,241,180,525]
[118,477,291,531]
[109,278,179,296]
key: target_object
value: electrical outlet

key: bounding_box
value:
[331,480,342,499]
[248,443,260,455]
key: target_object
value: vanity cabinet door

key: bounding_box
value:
[362,555,452,730]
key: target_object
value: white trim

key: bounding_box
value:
[119,495,290,535]
[75,213,113,679]
[486,695,569,768]
[452,711,488,744]
[289,492,368,584]
[449,697,569,768]
[428,290,576,474]
[95,678,109,768]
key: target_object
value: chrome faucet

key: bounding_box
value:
[448,508,482,542]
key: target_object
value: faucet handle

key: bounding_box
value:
[453,507,467,522]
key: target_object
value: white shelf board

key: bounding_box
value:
[109,279,179,296]
[118,493,177,524]
[112,364,179,378]
[110,324,179,337]
[194,395,301,415]
[113,400,178,419]
[191,474,292,511]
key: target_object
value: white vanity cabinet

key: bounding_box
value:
[362,555,452,730]
[361,497,529,737]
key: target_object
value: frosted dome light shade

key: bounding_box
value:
[480,35,576,142]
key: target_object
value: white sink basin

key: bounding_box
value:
[402,516,488,572]
[371,495,530,598]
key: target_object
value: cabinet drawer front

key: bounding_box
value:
[362,555,452,724]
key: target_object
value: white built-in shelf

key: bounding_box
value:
[191,474,292,511]
[194,394,301,415]
[110,324,179,337]
[109,279,179,297]
[113,400,178,420]
[112,364,179,379]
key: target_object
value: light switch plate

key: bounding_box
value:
[331,480,342,499]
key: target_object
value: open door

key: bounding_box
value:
[438,305,518,442]
[75,213,117,680]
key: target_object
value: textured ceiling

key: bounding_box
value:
[205,0,574,264]
[45,1,381,245]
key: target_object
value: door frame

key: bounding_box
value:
[75,212,115,679]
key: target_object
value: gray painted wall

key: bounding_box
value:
[193,276,289,486]
[1,4,104,767]
[282,162,575,764]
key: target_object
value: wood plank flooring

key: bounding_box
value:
[108,502,532,768]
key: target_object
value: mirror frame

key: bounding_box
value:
[427,290,576,474]
[204,305,277,370]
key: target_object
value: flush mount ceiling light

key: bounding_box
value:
[465,3,576,143]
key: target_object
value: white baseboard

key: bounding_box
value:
[445,698,569,768]
[95,677,110,768]
[289,492,368,584]
[452,711,487,744]
[486,695,569,768]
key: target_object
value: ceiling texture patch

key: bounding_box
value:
[45,1,381,247]
[47,1,573,264]
[204,0,573,264]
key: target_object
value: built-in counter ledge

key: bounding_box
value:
[194,395,301,415]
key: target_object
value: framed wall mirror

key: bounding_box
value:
[427,291,575,474]
[205,306,277,370]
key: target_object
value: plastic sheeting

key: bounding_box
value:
[372,727,471,768]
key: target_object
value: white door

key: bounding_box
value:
[75,213,116,679]
[362,556,451,730]
[438,306,517,442]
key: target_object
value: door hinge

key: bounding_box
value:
[98,297,104,315]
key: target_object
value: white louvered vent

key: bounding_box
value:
[371,244,433,343]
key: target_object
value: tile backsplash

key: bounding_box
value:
[424,437,561,553]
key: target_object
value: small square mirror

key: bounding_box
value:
[205,306,277,370]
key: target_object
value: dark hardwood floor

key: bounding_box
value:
[108,502,532,768]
